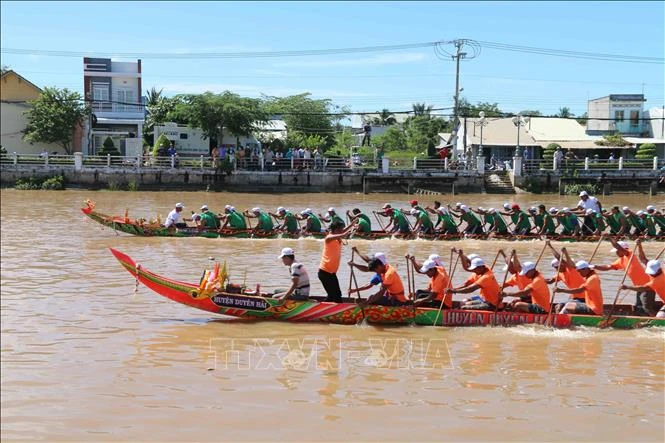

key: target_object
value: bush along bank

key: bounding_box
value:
[15,175,66,190]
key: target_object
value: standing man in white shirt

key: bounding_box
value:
[274,247,310,301]
[575,191,602,234]
[164,203,187,230]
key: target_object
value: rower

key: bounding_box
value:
[486,208,509,235]
[509,204,532,235]
[472,206,492,232]
[346,208,372,233]
[638,210,657,237]
[319,207,345,229]
[426,201,458,234]
[449,256,501,311]
[401,199,425,215]
[382,207,411,235]
[164,203,187,230]
[297,208,322,234]
[220,205,247,230]
[584,208,606,235]
[554,260,604,316]
[557,208,580,236]
[593,239,655,316]
[273,247,310,301]
[270,207,299,235]
[199,205,220,229]
[529,207,543,233]
[621,259,665,318]
[318,219,358,303]
[350,247,386,291]
[501,250,531,299]
[243,207,274,233]
[646,205,665,235]
[537,205,557,236]
[411,259,452,308]
[545,242,586,306]
[350,257,407,306]
[604,206,628,235]
[458,205,484,235]
[501,261,551,314]
[410,207,434,234]
[622,207,643,235]
[446,202,464,218]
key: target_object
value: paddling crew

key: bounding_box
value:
[220,205,247,230]
[319,207,345,229]
[412,259,452,308]
[593,239,655,316]
[318,219,358,303]
[243,207,274,233]
[426,201,458,234]
[554,260,604,315]
[298,208,322,233]
[165,203,187,229]
[353,257,407,306]
[449,256,501,311]
[538,205,557,236]
[270,207,299,234]
[410,207,434,234]
[198,205,220,229]
[621,259,665,318]
[509,204,532,235]
[501,261,551,314]
[458,205,484,235]
[273,247,310,301]
[346,208,372,233]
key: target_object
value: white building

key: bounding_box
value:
[587,94,648,136]
[82,57,144,156]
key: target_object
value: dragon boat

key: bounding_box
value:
[110,248,665,329]
[84,202,663,243]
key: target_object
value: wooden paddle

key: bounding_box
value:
[347,249,356,302]
[432,249,459,327]
[655,245,665,261]
[372,211,387,232]
[587,234,605,264]
[493,250,515,326]
[601,244,637,328]
[490,249,504,270]
[533,241,548,267]
[406,256,413,301]
[347,253,366,321]
[545,251,564,327]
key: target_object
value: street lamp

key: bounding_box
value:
[476,111,488,151]
[512,114,530,157]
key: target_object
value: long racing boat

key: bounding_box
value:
[110,248,665,329]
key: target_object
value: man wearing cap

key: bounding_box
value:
[350,247,386,289]
[604,206,629,235]
[576,190,602,214]
[645,205,665,235]
[270,207,299,235]
[274,248,310,301]
[537,205,557,236]
[594,238,655,315]
[509,204,532,236]
[198,205,220,229]
[165,203,188,230]
[411,259,452,308]
[450,255,501,311]
[410,207,434,235]
[350,257,407,306]
[582,208,605,236]
[296,209,322,234]
[220,206,247,231]
[554,260,604,315]
[319,207,345,229]
[484,208,509,235]
[382,207,411,235]
[621,258,665,318]
[318,219,358,303]
[622,207,644,235]
[426,201,458,234]
[556,208,580,237]
[458,205,484,235]
[346,208,372,233]
[638,210,657,237]
[501,261,551,314]
[243,207,274,233]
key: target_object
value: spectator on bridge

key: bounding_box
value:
[315,147,323,170]
[361,123,372,147]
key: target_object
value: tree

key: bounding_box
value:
[373,126,407,151]
[557,107,574,118]
[371,108,397,125]
[406,116,447,156]
[146,87,163,107]
[576,112,588,125]
[594,132,632,147]
[152,133,172,156]
[519,110,542,117]
[144,89,177,146]
[98,136,120,156]
[23,87,89,155]
[333,130,355,152]
[411,102,433,117]
[458,98,503,117]
[634,143,656,159]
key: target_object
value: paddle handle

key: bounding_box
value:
[372,211,387,232]
[655,245,665,261]
[587,234,605,264]
[534,242,548,267]
[545,250,565,327]
[604,246,637,323]
[433,250,460,326]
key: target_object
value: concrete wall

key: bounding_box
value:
[1,102,65,155]
[587,97,610,132]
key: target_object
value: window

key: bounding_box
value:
[92,83,109,111]
[179,133,188,140]
[629,110,639,127]
[116,89,135,111]
[614,110,624,122]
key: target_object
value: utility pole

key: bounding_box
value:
[452,40,467,160]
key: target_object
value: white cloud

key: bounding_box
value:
[273,52,427,68]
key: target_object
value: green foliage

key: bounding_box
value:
[217,158,233,174]
[144,89,177,146]
[519,110,543,117]
[557,107,574,118]
[332,130,354,152]
[459,98,503,117]
[153,133,172,156]
[595,132,632,147]
[411,103,433,117]
[405,116,447,157]
[576,112,588,125]
[107,181,121,191]
[41,175,65,190]
[635,143,656,159]
[127,180,139,191]
[98,137,120,156]
[371,109,397,125]
[23,87,89,154]
[564,184,598,196]
[373,126,407,151]
[15,175,65,190]
[541,143,561,167]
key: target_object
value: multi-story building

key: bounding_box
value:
[586,94,648,136]
[83,57,144,156]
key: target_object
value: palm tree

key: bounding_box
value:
[373,108,397,126]
[557,107,573,119]
[146,87,164,107]
[411,102,433,117]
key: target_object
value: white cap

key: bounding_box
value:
[304,208,313,214]
[468,257,485,270]
[438,206,449,214]
[382,203,392,209]
[645,260,662,276]
[519,261,536,275]
[455,202,462,207]
[503,203,511,209]
[460,205,469,212]
[229,206,236,212]
[478,206,484,211]
[646,205,656,212]
[420,259,438,273]
[579,191,588,197]
[575,260,593,270]
[636,210,645,216]
[622,206,630,212]
[200,205,208,210]
[428,254,443,267]
[175,203,184,209]
[562,207,570,213]
[468,254,480,260]
[372,252,387,265]
[489,208,496,214]
[224,205,232,210]
[529,206,537,212]
[328,207,335,213]
[551,258,560,269]
[252,207,261,214]
[277,206,286,213]
[610,241,629,253]
[585,208,595,215]
[278,247,295,259]
[410,208,419,215]
[549,207,558,214]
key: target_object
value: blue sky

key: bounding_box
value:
[1,1,663,117]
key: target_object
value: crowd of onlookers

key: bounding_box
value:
[210,145,328,171]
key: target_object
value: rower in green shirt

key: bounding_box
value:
[486,208,509,234]
[270,207,299,234]
[537,206,557,236]
[297,208,322,233]
[383,207,411,234]
[244,207,274,233]
[639,210,657,236]
[198,205,220,229]
[646,205,665,235]
[603,208,621,235]
[529,207,544,232]
[426,201,458,234]
[509,204,532,235]
[623,207,644,234]
[585,208,605,234]
[319,207,345,230]
[346,208,372,233]
[220,205,247,230]
[609,206,630,234]
[458,205,484,235]
[410,208,434,234]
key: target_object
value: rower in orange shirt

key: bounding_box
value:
[621,259,665,318]
[349,256,407,306]
[554,260,604,315]
[500,261,551,314]
[449,256,501,311]
[407,256,452,308]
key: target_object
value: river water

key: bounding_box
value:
[1,189,664,442]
